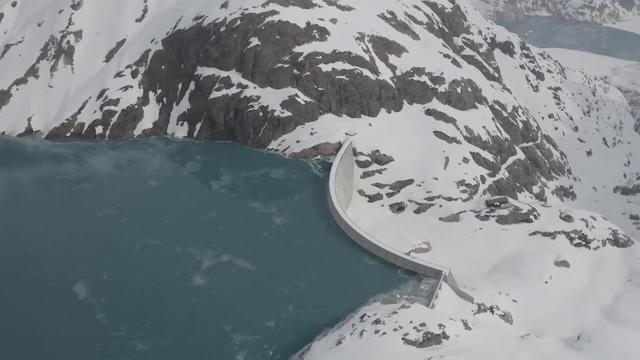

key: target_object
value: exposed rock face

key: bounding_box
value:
[530,228,634,249]
[389,201,407,214]
[7,0,488,145]
[617,88,640,134]
[494,207,539,225]
[361,168,387,179]
[365,150,395,166]
[439,212,462,223]
[411,201,435,214]
[402,330,449,348]
[615,182,640,196]
[104,39,126,63]
[474,204,540,225]
[554,259,571,268]
[357,189,384,203]
[290,142,341,159]
[559,212,574,223]
[372,179,415,198]
[474,303,514,325]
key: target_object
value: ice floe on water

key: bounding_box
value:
[248,201,291,227]
[209,169,234,192]
[72,280,90,301]
[306,160,328,177]
[188,249,258,284]
[72,279,108,325]
[191,274,207,287]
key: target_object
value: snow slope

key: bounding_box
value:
[545,48,640,143]
[1,0,639,359]
[544,48,635,76]
[606,17,640,33]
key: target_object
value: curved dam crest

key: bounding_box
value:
[327,138,475,306]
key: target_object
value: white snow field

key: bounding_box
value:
[1,0,639,359]
[545,49,640,123]
[606,17,640,34]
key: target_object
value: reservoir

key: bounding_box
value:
[0,138,410,360]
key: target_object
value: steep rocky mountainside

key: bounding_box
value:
[469,0,640,23]
[2,0,533,145]
[0,0,627,204]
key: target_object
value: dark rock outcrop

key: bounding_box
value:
[554,259,571,268]
[530,228,634,250]
[389,201,407,214]
[290,142,341,159]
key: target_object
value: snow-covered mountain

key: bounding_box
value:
[468,0,640,24]
[1,0,639,359]
[545,48,640,136]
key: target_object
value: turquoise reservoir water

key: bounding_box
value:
[0,138,410,360]
[501,16,640,61]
